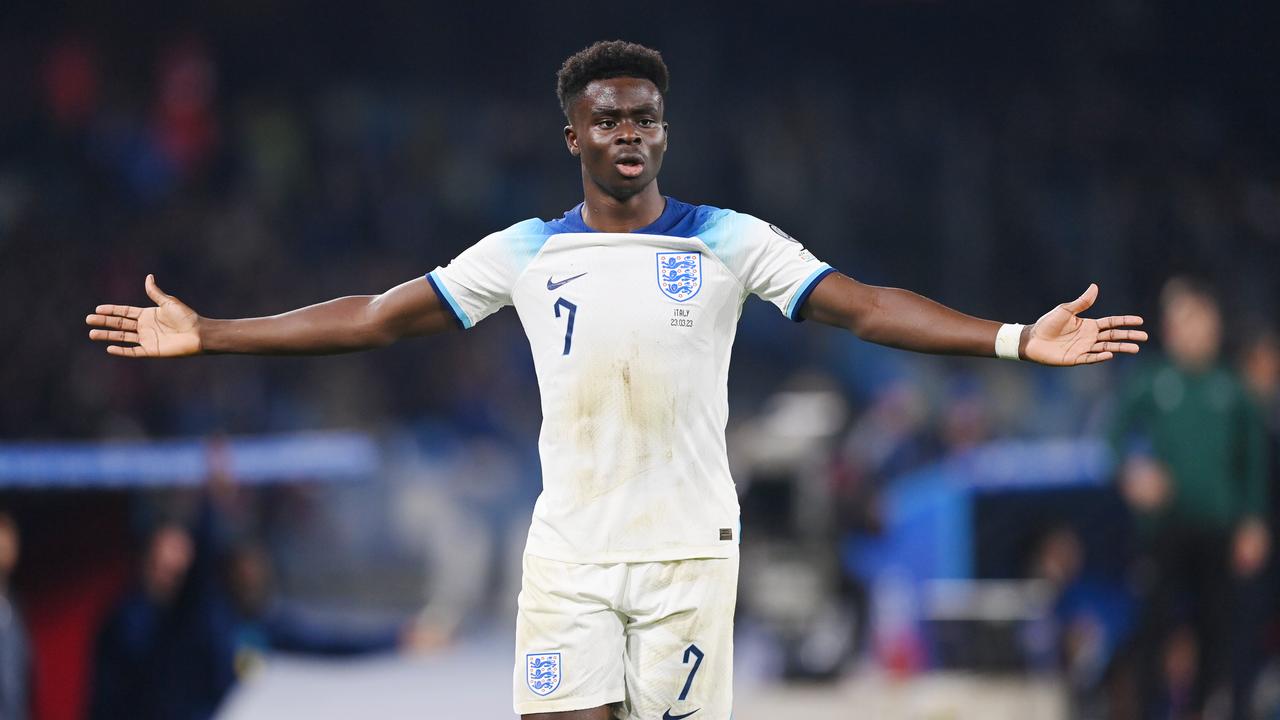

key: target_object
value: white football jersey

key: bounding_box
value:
[428,198,833,563]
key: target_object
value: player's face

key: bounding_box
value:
[564,77,668,200]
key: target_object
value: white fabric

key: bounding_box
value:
[995,322,1024,361]
[430,202,832,563]
[512,553,738,718]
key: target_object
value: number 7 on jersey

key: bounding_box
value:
[553,297,577,356]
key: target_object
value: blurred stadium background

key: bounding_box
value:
[2,1,1279,718]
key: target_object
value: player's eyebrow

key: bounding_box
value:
[590,103,660,115]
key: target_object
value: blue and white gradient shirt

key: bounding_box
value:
[429,197,834,563]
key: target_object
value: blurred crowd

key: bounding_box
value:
[1,2,1277,441]
[1,1,1278,718]
[86,459,438,720]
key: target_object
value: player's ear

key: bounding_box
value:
[564,125,580,157]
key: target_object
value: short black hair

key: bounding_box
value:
[556,40,669,117]
[1160,275,1219,312]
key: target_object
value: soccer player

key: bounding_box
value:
[87,41,1147,720]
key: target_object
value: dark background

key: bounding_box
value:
[1,1,1278,718]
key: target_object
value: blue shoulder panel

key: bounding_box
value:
[502,217,555,265]
[688,204,736,253]
[688,206,836,322]
[425,217,552,330]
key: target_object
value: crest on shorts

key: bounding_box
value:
[526,652,562,696]
[656,252,702,302]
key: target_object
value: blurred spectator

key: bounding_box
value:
[1241,328,1280,530]
[1240,329,1280,713]
[89,522,199,720]
[0,513,31,720]
[1242,329,1280,414]
[1109,277,1270,719]
[1025,523,1136,720]
[93,477,423,719]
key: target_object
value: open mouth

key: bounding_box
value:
[615,155,645,178]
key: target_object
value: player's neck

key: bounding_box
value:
[580,183,665,233]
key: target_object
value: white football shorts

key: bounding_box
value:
[512,552,739,719]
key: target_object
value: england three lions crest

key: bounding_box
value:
[526,652,562,697]
[656,252,702,302]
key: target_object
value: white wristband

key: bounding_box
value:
[995,323,1024,361]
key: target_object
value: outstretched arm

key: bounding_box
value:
[801,273,1146,366]
[86,274,456,357]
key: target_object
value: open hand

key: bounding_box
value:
[1023,284,1146,365]
[86,275,202,357]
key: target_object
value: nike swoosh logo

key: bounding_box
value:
[663,710,699,720]
[546,272,587,290]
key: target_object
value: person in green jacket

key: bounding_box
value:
[1110,276,1269,719]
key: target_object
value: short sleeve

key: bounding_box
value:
[703,212,835,321]
[426,218,550,329]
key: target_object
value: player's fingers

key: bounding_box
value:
[1075,350,1114,365]
[1062,283,1099,314]
[1096,315,1144,330]
[94,304,144,319]
[145,274,175,306]
[89,328,139,344]
[1097,329,1147,342]
[106,344,144,358]
[1091,341,1140,354]
[85,314,139,331]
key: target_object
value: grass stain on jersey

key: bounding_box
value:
[567,348,678,506]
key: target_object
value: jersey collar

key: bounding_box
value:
[548,196,697,237]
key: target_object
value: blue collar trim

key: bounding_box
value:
[545,197,705,238]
